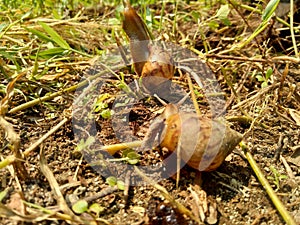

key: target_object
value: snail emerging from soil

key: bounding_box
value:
[141,103,243,172]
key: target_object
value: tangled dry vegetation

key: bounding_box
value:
[0,0,299,224]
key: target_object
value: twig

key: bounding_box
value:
[134,166,202,224]
[83,186,119,203]
[39,146,91,224]
[186,73,201,116]
[205,54,300,63]
[271,56,300,63]
[280,155,295,180]
[0,116,27,179]
[101,141,142,155]
[124,170,131,204]
[226,115,269,129]
[0,115,70,169]
[8,65,123,114]
[240,142,297,225]
[278,63,289,101]
[232,83,280,110]
[0,72,28,179]
[23,117,70,156]
[289,0,299,57]
[274,134,284,161]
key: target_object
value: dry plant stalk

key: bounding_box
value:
[122,1,174,93]
[142,104,243,172]
[0,72,27,179]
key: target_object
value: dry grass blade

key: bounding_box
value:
[8,64,123,114]
[0,72,28,179]
[39,146,73,215]
[0,72,25,115]
[241,142,297,225]
[0,116,27,179]
[186,73,201,116]
[0,115,70,169]
[101,140,142,155]
[24,116,70,156]
[289,0,299,57]
[39,146,93,224]
[0,202,51,222]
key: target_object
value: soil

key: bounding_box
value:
[0,1,299,225]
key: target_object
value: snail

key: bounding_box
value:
[122,3,242,171]
[142,104,243,172]
[122,2,174,94]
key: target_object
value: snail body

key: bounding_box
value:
[122,3,150,76]
[122,3,174,93]
[142,104,243,172]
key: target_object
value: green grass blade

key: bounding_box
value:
[0,51,21,71]
[38,47,68,58]
[238,0,279,49]
[39,22,70,49]
[25,27,54,43]
[262,0,280,21]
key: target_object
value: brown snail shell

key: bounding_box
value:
[122,3,174,94]
[141,45,174,94]
[142,104,243,172]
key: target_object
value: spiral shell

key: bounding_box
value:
[141,45,174,94]
[142,104,243,172]
[122,3,174,94]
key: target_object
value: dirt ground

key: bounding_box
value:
[0,1,299,225]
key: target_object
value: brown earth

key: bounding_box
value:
[0,1,299,225]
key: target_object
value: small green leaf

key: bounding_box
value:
[261,81,268,88]
[191,11,200,20]
[265,68,273,80]
[221,18,231,26]
[106,176,117,186]
[85,136,95,146]
[0,23,7,33]
[127,158,139,165]
[88,203,104,216]
[256,75,265,82]
[76,136,95,152]
[72,200,88,214]
[100,109,111,119]
[0,189,8,202]
[216,5,230,20]
[122,148,134,157]
[21,11,32,21]
[208,20,219,30]
[39,22,71,49]
[76,139,85,151]
[117,180,125,190]
[279,175,288,180]
[93,93,110,113]
[107,18,120,26]
[126,152,140,165]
